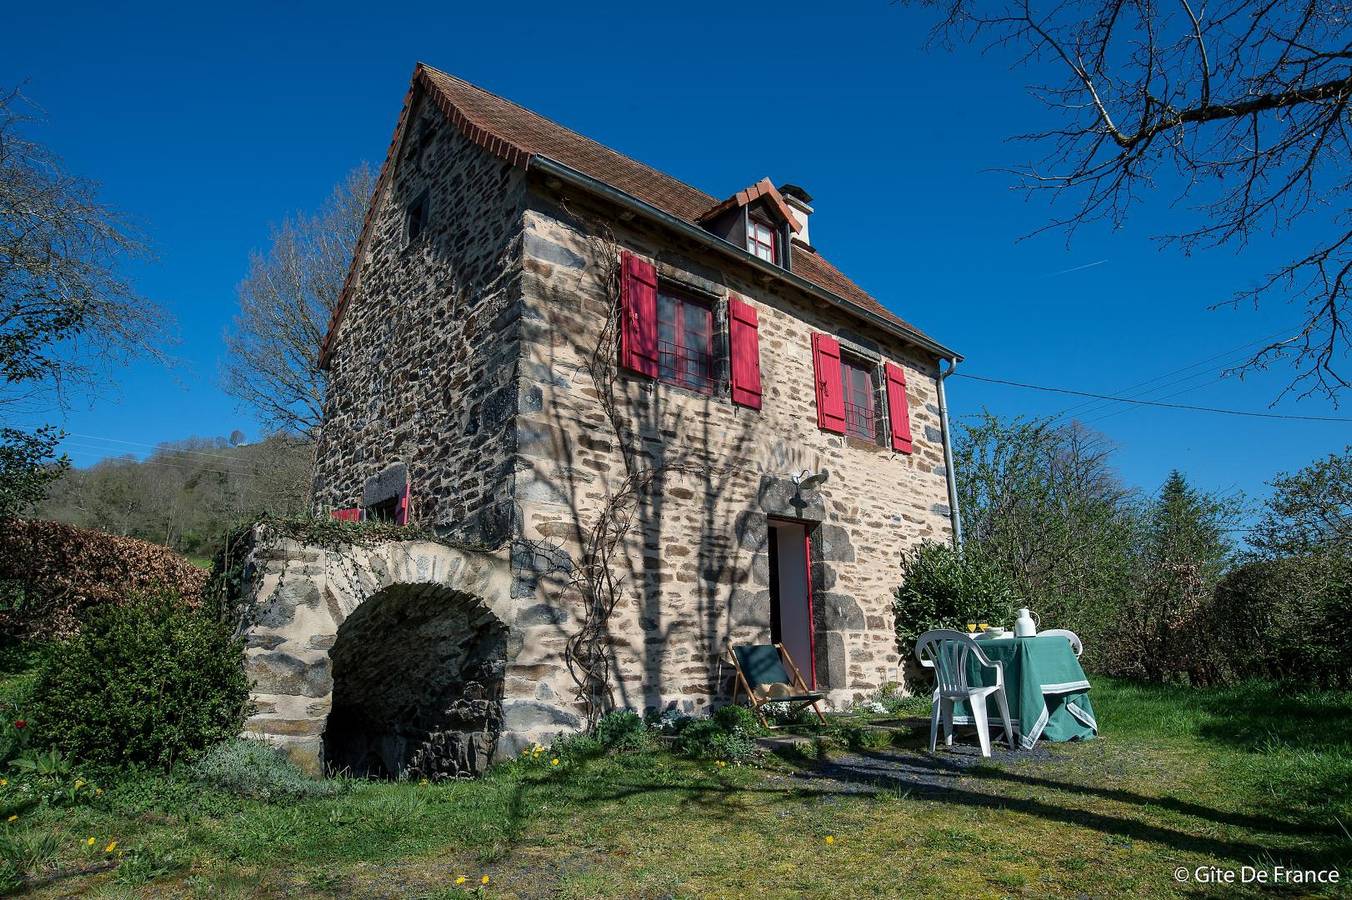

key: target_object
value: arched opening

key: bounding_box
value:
[322,583,507,779]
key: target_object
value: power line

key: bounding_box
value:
[59,448,266,480]
[7,425,271,468]
[955,373,1352,422]
[1049,329,1294,423]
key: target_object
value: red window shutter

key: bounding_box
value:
[884,361,914,454]
[812,333,846,434]
[619,251,658,377]
[330,508,361,522]
[728,295,762,409]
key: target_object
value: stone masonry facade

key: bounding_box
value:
[260,71,957,775]
[312,93,525,548]
[512,190,953,715]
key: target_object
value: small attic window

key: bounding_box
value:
[748,217,776,263]
[405,190,430,245]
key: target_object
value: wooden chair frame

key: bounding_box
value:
[728,642,828,729]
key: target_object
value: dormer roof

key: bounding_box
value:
[696,178,802,233]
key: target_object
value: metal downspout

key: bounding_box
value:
[937,357,963,548]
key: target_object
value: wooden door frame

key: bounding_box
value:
[767,516,818,690]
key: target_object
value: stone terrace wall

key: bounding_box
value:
[511,185,954,712]
[313,88,527,547]
[240,534,582,775]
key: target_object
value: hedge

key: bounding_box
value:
[0,518,208,637]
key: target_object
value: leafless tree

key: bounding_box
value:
[223,164,374,437]
[0,86,167,410]
[904,0,1352,400]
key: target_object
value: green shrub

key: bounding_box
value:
[712,704,761,735]
[893,542,1019,655]
[1207,554,1352,687]
[594,710,650,752]
[189,739,341,801]
[28,593,250,769]
[831,724,893,752]
[548,732,603,762]
[672,715,759,763]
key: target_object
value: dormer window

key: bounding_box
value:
[748,217,777,263]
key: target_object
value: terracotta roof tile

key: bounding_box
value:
[417,67,941,347]
[321,64,946,365]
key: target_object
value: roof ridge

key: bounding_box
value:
[419,63,718,207]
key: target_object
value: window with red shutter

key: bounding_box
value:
[619,251,658,377]
[841,356,879,442]
[728,296,762,409]
[656,288,715,393]
[884,361,914,454]
[811,333,846,433]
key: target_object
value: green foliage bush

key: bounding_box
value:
[1209,555,1352,687]
[893,542,1019,653]
[672,710,759,763]
[28,593,250,769]
[548,732,603,761]
[189,739,342,801]
[593,710,650,752]
[712,703,761,735]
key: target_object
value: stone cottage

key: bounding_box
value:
[241,63,963,778]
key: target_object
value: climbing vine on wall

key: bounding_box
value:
[548,214,705,730]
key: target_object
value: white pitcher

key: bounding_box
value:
[1014,607,1039,638]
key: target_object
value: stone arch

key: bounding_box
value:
[324,582,507,778]
[240,536,521,776]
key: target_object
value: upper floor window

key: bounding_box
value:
[748,217,776,263]
[841,355,879,443]
[405,190,430,245]
[657,288,715,394]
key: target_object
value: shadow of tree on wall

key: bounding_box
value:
[514,205,837,724]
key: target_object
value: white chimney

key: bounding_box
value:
[779,183,814,248]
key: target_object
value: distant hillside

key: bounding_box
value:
[38,434,312,557]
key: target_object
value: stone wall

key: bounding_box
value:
[239,532,579,775]
[312,87,526,547]
[510,183,954,711]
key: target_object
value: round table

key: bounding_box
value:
[952,634,1098,749]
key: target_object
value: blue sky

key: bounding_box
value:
[4,0,1347,526]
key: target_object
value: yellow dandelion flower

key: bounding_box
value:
[716,760,727,768]
[85,837,95,846]
[0,779,7,786]
[6,815,16,823]
[455,875,467,885]
[481,874,490,885]
[74,779,85,789]
[104,841,117,853]
[94,788,103,796]
[824,835,835,846]
[550,758,559,766]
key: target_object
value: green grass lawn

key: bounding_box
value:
[9,676,1352,899]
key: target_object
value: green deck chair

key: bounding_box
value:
[729,643,828,729]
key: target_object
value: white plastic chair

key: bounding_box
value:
[1038,628,1083,657]
[914,629,1015,757]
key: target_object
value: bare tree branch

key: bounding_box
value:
[904,0,1352,400]
[223,165,375,437]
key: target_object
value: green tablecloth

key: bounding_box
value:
[951,635,1097,750]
